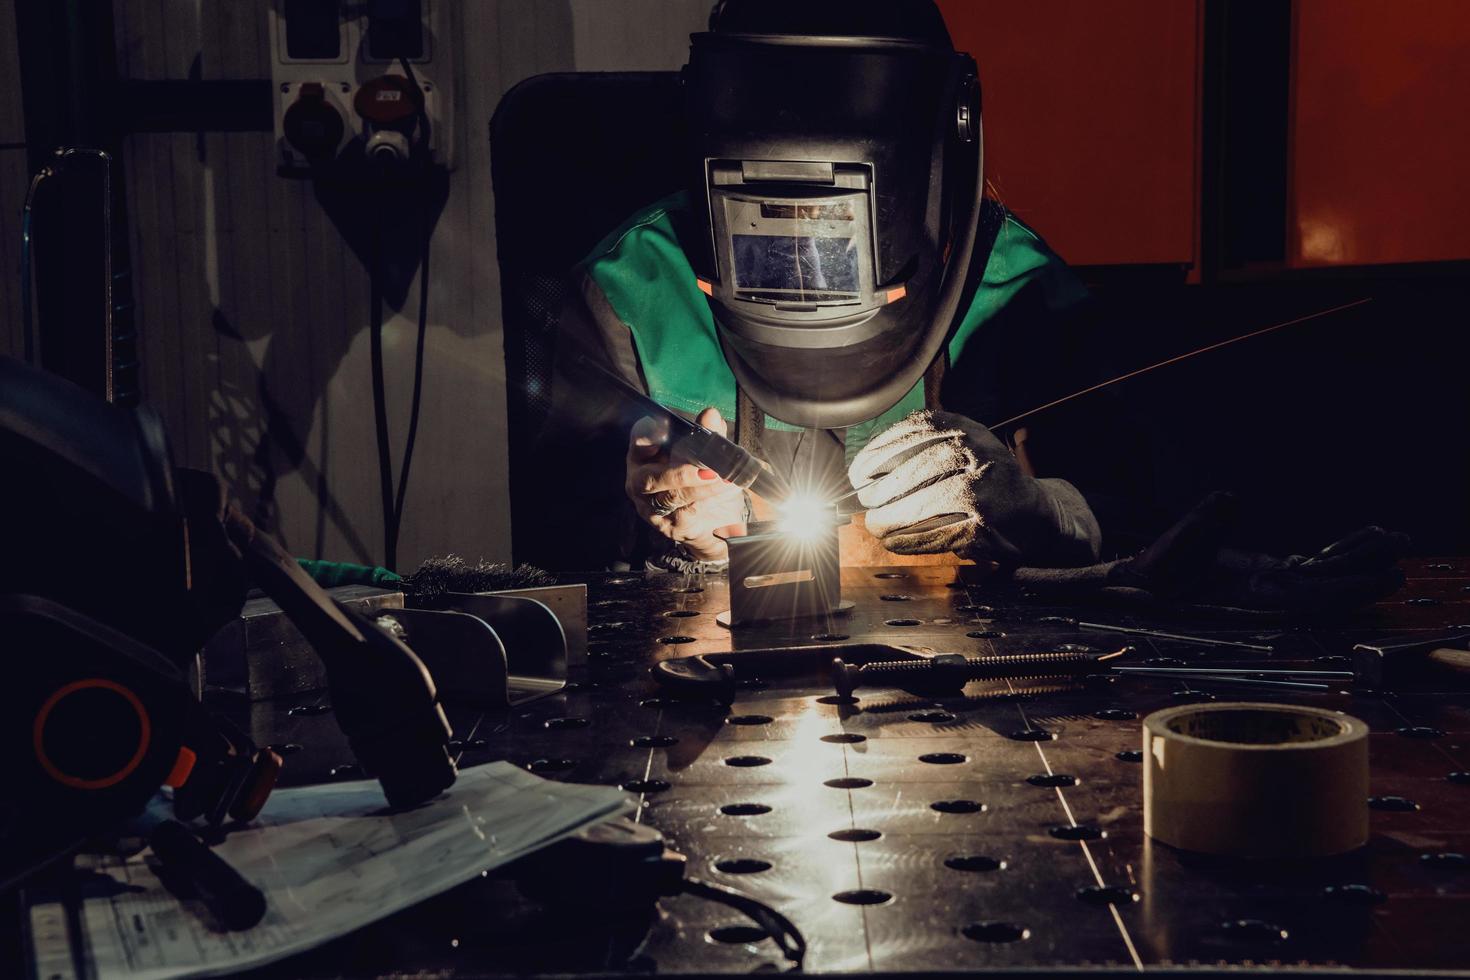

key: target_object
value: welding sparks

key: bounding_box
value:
[774,492,839,541]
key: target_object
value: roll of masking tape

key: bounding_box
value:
[1143,702,1368,858]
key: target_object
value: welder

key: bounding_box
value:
[546,0,1404,613]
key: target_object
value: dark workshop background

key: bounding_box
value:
[0,0,1466,566]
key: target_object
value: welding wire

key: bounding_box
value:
[1110,666,1355,681]
[1076,622,1274,652]
[833,298,1373,509]
[1111,669,1333,692]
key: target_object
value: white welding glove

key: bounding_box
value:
[850,410,1101,567]
[626,407,749,562]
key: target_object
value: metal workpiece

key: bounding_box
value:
[195,558,1470,975]
[723,518,848,627]
[201,585,570,708]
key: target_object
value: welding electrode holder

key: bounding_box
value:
[568,352,791,503]
[221,507,456,809]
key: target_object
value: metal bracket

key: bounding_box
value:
[431,593,568,704]
[720,520,851,627]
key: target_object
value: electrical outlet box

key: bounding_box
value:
[267,0,454,174]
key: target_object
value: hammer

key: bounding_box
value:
[1351,631,1470,689]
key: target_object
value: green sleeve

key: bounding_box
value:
[295,558,403,589]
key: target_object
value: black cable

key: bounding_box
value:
[682,877,806,968]
[368,213,398,569]
[390,56,432,544]
[367,57,434,569]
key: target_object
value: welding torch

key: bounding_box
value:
[572,353,792,503]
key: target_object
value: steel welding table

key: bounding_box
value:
[100,560,1470,975]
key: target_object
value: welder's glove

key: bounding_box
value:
[626,407,748,562]
[851,410,1101,567]
[1103,491,1410,616]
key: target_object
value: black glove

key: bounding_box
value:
[1103,492,1409,616]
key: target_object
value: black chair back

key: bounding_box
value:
[490,72,686,564]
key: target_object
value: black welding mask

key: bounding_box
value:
[685,0,983,429]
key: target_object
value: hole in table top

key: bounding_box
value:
[1397,726,1445,739]
[816,695,859,705]
[919,752,967,765]
[967,630,1005,639]
[1368,795,1420,812]
[715,858,772,875]
[1322,883,1385,905]
[708,925,768,944]
[288,703,331,717]
[672,586,704,594]
[658,635,696,645]
[909,710,957,723]
[962,921,1029,943]
[664,609,699,618]
[526,758,577,774]
[1220,919,1289,943]
[811,633,850,642]
[885,619,922,627]
[621,778,670,793]
[824,777,872,789]
[721,802,772,816]
[833,889,892,905]
[1049,824,1105,841]
[725,755,773,767]
[726,714,773,726]
[631,735,677,748]
[1421,852,1468,868]
[874,572,908,580]
[543,716,589,730]
[1007,729,1053,742]
[946,855,1005,872]
[1027,773,1078,788]
[1093,709,1136,721]
[271,743,304,756]
[931,799,985,814]
[329,763,361,778]
[1449,772,1470,785]
[1116,750,1144,763]
[821,733,866,744]
[828,828,882,842]
[956,604,997,615]
[880,594,912,602]
[1076,885,1139,905]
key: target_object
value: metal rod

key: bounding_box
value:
[1115,671,1334,692]
[1076,622,1274,652]
[1112,666,1354,680]
[831,298,1373,508]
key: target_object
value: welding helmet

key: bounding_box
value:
[685,0,984,429]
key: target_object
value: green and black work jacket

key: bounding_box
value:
[540,191,1136,571]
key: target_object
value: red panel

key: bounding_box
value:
[937,0,1199,266]
[1290,0,1470,266]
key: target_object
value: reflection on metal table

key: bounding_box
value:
[219,558,1470,976]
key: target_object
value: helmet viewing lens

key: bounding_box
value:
[715,188,873,309]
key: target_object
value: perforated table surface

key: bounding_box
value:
[232,559,1470,977]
